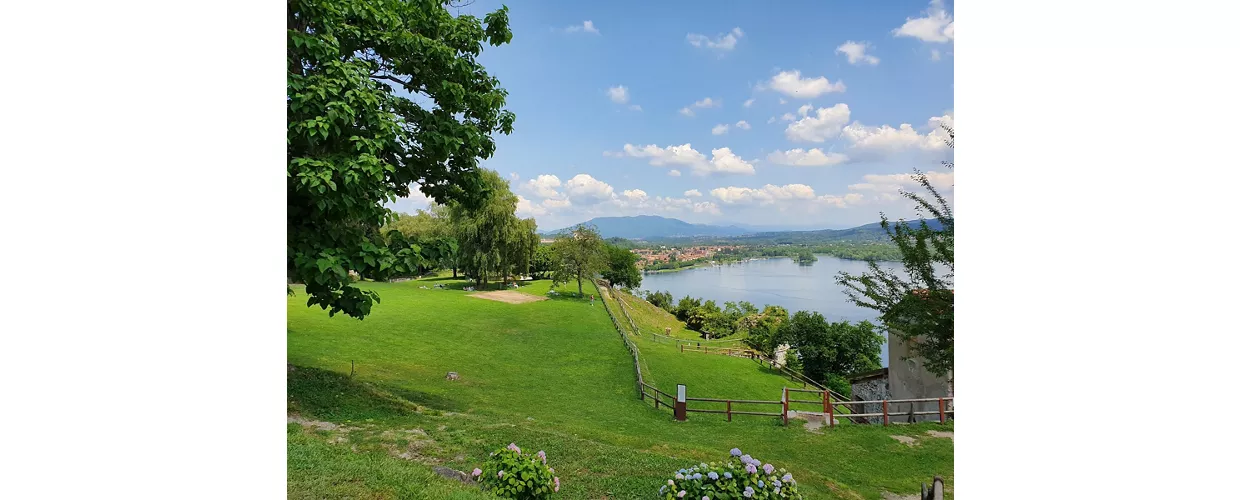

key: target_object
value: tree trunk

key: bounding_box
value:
[452,267,458,278]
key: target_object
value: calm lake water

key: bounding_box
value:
[637,255,907,366]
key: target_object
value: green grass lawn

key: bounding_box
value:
[288,277,953,499]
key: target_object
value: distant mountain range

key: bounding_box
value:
[542,215,943,242]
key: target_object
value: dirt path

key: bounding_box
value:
[467,290,547,304]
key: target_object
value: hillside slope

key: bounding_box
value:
[287,277,953,499]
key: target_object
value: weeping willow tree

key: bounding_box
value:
[837,126,954,377]
[448,169,538,287]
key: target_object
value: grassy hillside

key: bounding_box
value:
[288,277,953,499]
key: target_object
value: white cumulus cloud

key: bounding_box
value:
[685,189,702,197]
[668,169,682,177]
[712,124,729,135]
[785,103,851,142]
[686,27,744,52]
[735,120,751,130]
[566,20,600,35]
[519,174,564,199]
[743,98,756,108]
[840,112,953,154]
[764,70,845,99]
[893,0,953,43]
[607,85,630,104]
[564,174,615,204]
[836,41,880,65]
[766,148,849,167]
[711,184,818,205]
[611,143,756,176]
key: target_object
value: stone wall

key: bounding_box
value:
[887,332,952,423]
[849,369,889,425]
[773,344,790,368]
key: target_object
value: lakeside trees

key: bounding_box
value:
[778,312,884,395]
[601,244,642,290]
[837,127,955,377]
[287,0,515,318]
[551,224,607,296]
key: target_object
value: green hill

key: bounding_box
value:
[287,277,953,499]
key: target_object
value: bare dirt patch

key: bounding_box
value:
[890,435,920,447]
[468,290,547,304]
[925,430,954,440]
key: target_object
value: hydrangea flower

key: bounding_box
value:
[782,473,793,482]
[774,487,781,494]
[693,473,702,480]
[506,443,520,454]
[745,464,758,475]
[537,450,547,463]
[553,477,560,492]
[675,473,685,480]
[678,491,687,498]
[773,480,782,488]
[730,448,743,457]
[740,454,753,464]
[497,471,505,478]
[471,468,482,477]
[758,480,766,489]
[724,472,733,479]
[708,472,719,480]
[743,486,755,498]
[703,497,710,500]
[661,486,667,494]
[763,463,775,474]
[668,479,676,486]
[700,463,708,469]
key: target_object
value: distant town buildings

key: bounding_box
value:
[630,246,738,267]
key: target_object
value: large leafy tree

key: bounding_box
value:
[550,224,606,296]
[837,127,954,376]
[778,311,884,393]
[601,244,642,290]
[529,245,557,280]
[287,0,515,318]
[447,169,535,287]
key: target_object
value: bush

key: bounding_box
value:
[659,448,802,499]
[472,443,560,499]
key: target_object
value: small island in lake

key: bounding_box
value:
[795,250,818,265]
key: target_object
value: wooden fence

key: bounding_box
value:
[597,281,954,427]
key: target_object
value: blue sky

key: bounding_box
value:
[390,0,954,230]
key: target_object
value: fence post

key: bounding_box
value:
[882,400,889,426]
[782,387,789,426]
[680,344,684,353]
[938,398,945,423]
[825,391,834,428]
[727,400,732,422]
[674,384,687,421]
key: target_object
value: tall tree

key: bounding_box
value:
[287,0,515,318]
[837,127,954,376]
[550,224,606,296]
[530,245,558,280]
[601,244,642,289]
[448,169,534,287]
[740,305,790,357]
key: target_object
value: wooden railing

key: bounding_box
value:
[678,344,758,357]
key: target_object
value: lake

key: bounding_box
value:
[637,255,906,366]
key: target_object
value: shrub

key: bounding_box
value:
[659,448,802,499]
[472,443,560,499]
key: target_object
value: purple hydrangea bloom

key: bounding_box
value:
[745,464,758,475]
[773,480,782,488]
[774,487,781,494]
[743,487,755,498]
[553,477,560,493]
[693,473,702,480]
[471,468,482,477]
[497,471,505,478]
[740,454,753,464]
[507,443,520,454]
[676,473,685,480]
[730,448,743,457]
[724,472,733,479]
[763,463,775,474]
[782,473,793,482]
[678,491,687,498]
[537,450,547,463]
[758,480,765,489]
[708,472,719,480]
[668,480,676,486]
[703,497,710,500]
